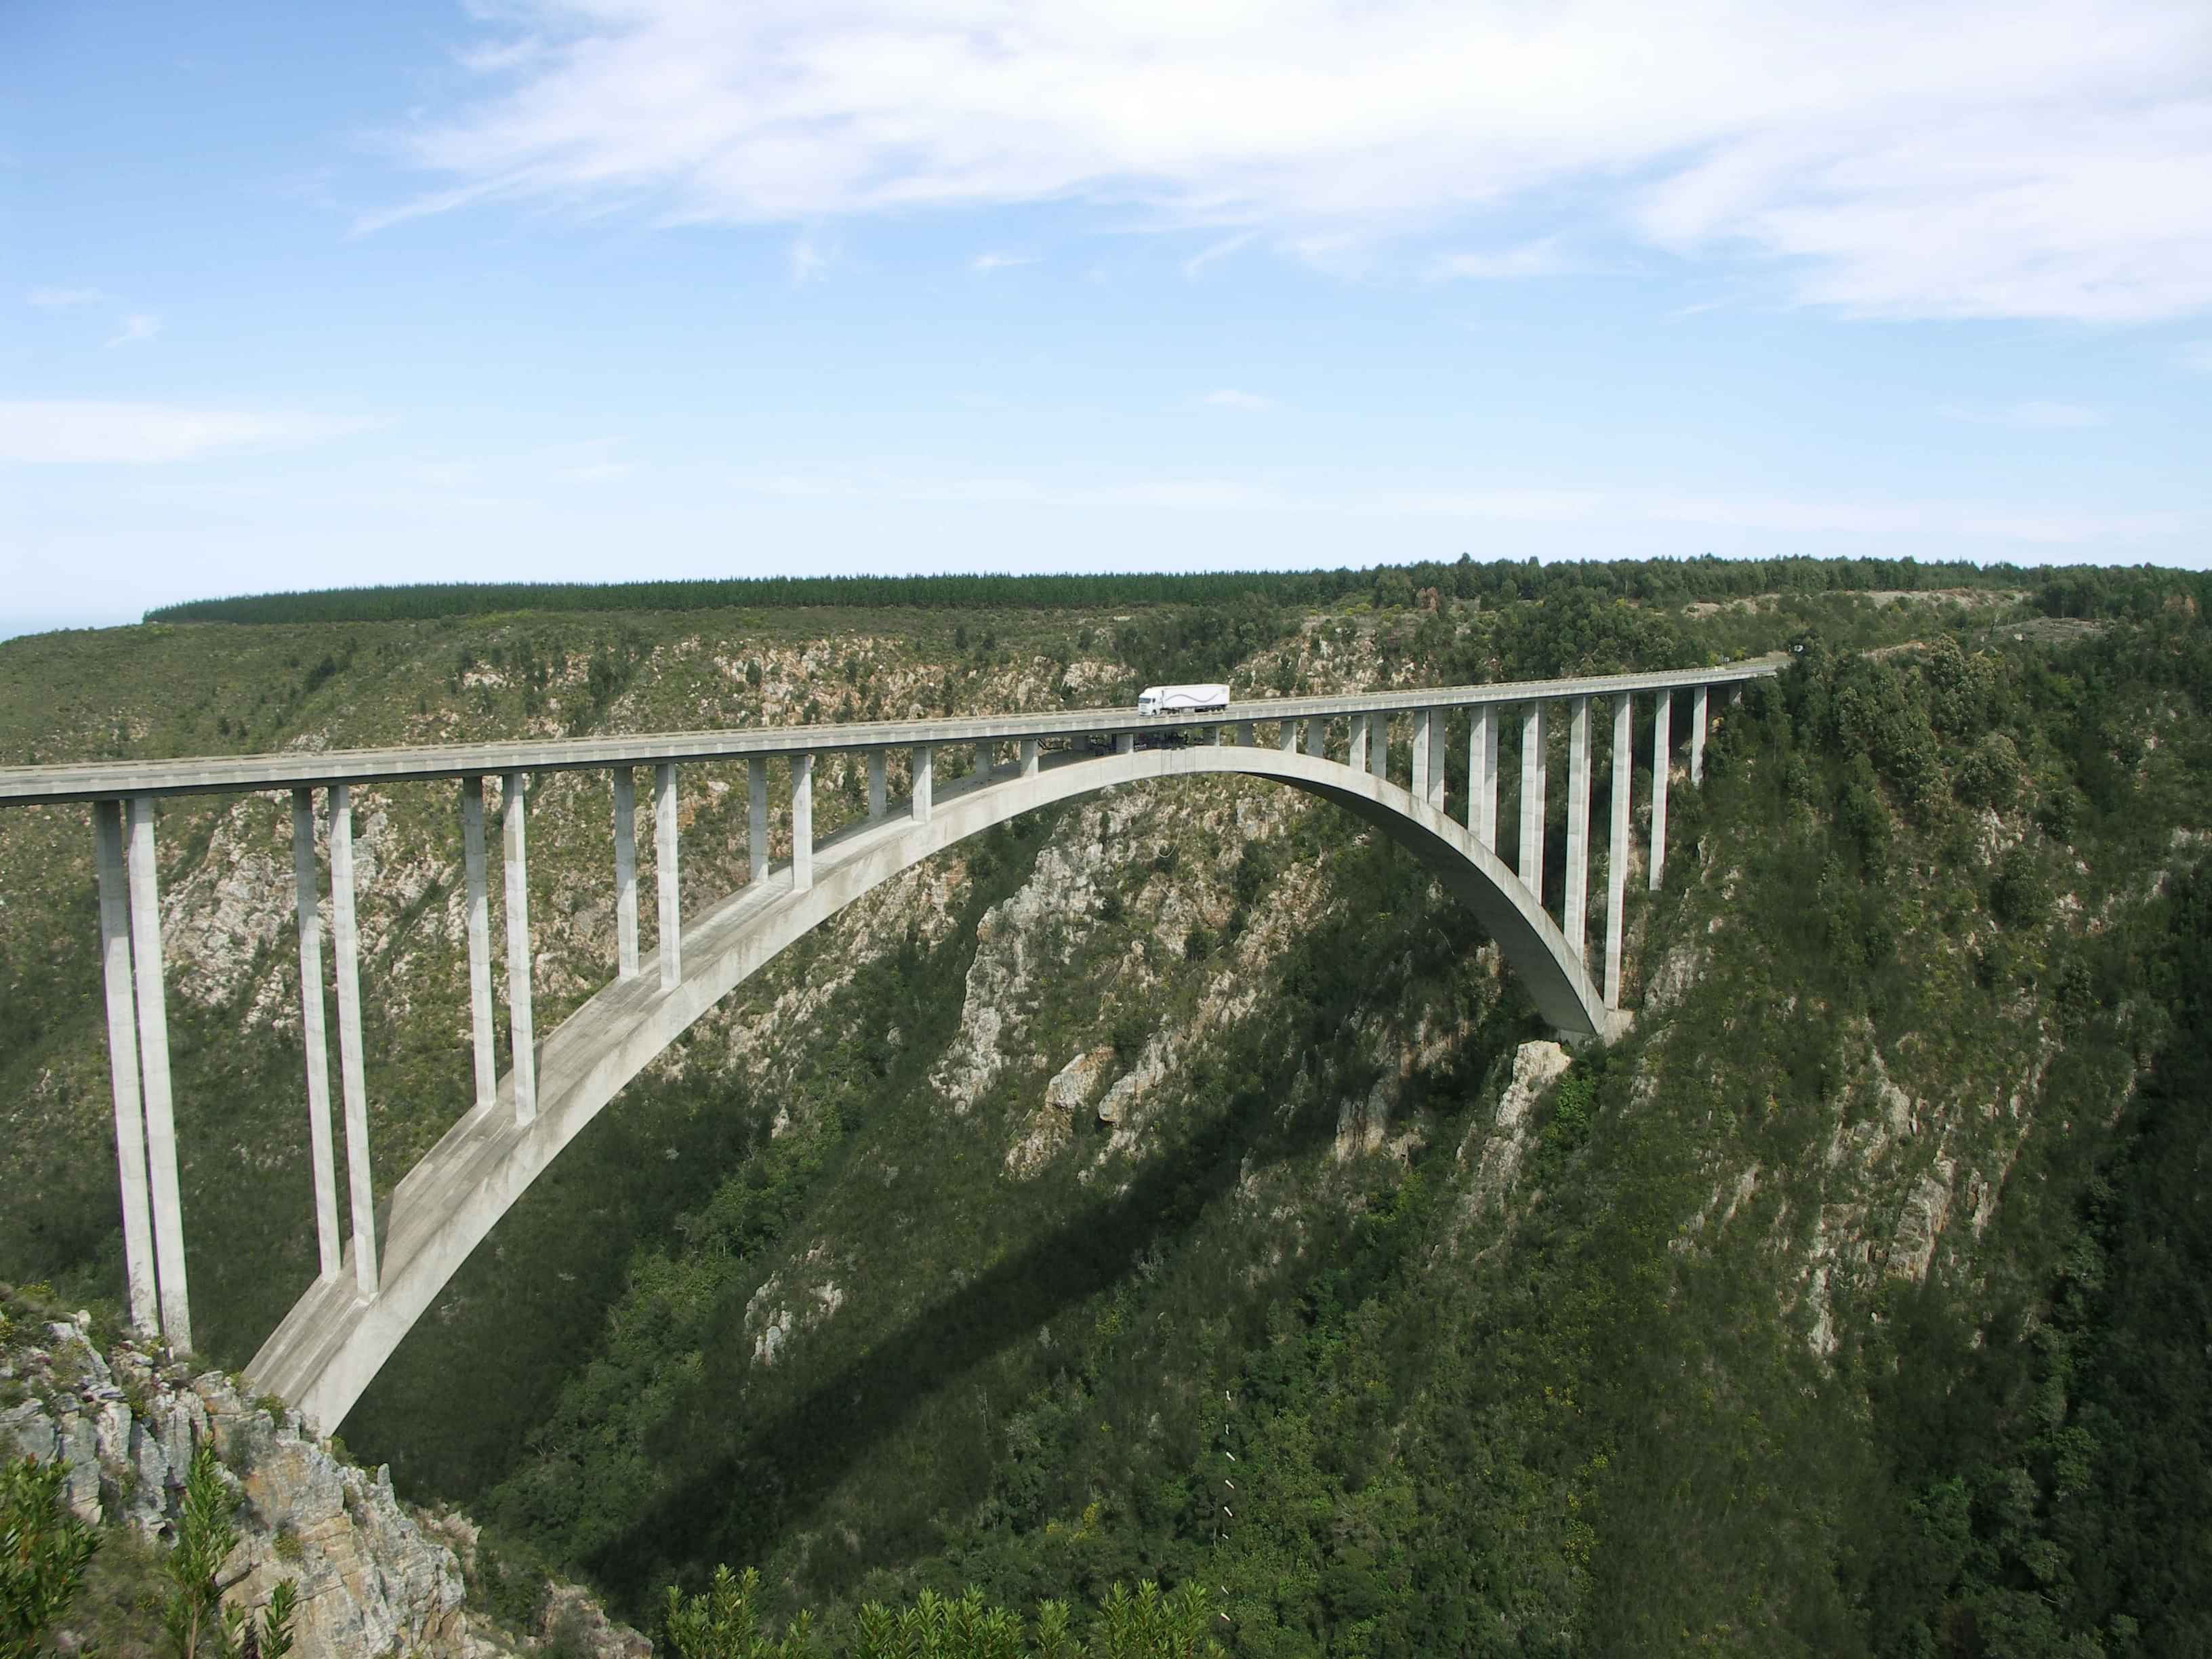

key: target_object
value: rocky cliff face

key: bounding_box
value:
[1,1305,644,1658]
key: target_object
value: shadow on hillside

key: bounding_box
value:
[585,1076,1340,1607]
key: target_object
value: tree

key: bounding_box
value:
[161,1446,297,1659]
[1371,570,1416,611]
[663,1566,1223,1658]
[663,1565,816,1659]
[1,1457,97,1659]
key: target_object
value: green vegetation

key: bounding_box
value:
[6,560,2212,1653]
[137,554,2080,629]
[661,1565,1221,1658]
[1,1458,98,1659]
[160,1447,296,1659]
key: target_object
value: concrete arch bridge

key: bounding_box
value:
[0,656,1778,1431]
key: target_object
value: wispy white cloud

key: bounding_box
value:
[1183,231,1258,278]
[104,314,161,348]
[787,231,829,285]
[1938,399,2109,430]
[373,0,2212,323]
[27,287,101,308]
[970,251,1033,272]
[1429,239,1574,281]
[1201,389,1275,412]
[0,401,373,464]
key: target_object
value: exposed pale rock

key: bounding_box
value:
[159,796,294,1014]
[536,1584,653,1658]
[2,1317,642,1658]
[1454,1040,1571,1231]
[743,1245,849,1368]
[1887,1160,1957,1280]
[934,834,1107,1115]
[1048,1046,1113,1115]
[1006,1046,1115,1176]
[1643,941,1706,1015]
[1096,1038,1171,1130]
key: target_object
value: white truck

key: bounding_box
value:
[1136,683,1231,716]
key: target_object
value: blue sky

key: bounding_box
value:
[3,0,2208,637]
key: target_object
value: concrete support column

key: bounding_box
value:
[912,745,933,823]
[1690,684,1709,785]
[1471,705,1499,851]
[1519,705,1547,901]
[1426,709,1446,812]
[1278,720,1298,753]
[653,764,681,988]
[748,758,769,885]
[92,801,158,1334]
[970,743,990,783]
[1563,698,1591,959]
[290,791,341,1283]
[125,798,192,1343]
[1116,732,1135,755]
[1605,696,1633,1006]
[1368,713,1389,782]
[328,785,378,1298]
[1237,721,1255,746]
[459,780,497,1108]
[1306,717,1326,760]
[1650,690,1673,891]
[1349,716,1369,773]
[500,775,537,1128]
[792,754,814,893]
[1214,724,1231,747]
[867,750,888,821]
[1411,710,1431,802]
[611,769,639,981]
[1020,738,1040,777]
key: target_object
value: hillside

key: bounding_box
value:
[3,567,2209,1654]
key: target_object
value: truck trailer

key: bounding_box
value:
[1135,683,1231,716]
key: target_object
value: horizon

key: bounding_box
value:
[0,550,2147,647]
[5,1,2207,639]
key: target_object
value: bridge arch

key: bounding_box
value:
[245,743,1622,1430]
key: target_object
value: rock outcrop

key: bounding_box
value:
[0,1310,643,1658]
[1454,1039,1571,1231]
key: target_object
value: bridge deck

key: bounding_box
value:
[0,656,1782,806]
